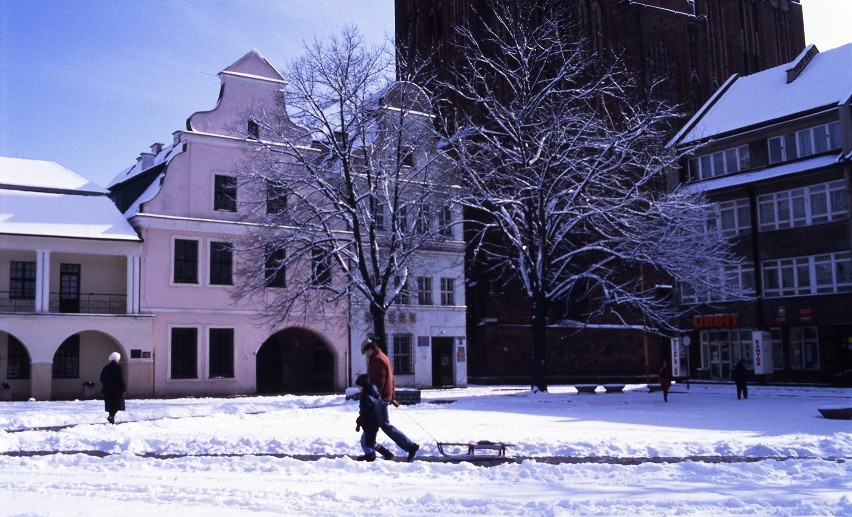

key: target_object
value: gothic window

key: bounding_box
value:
[590,1,603,56]
[648,38,678,103]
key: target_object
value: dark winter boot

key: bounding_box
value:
[375,444,394,460]
[406,443,420,462]
[356,452,376,462]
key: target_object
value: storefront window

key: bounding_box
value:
[770,328,784,370]
[789,326,819,370]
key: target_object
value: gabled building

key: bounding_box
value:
[668,43,852,383]
[107,50,350,397]
[108,51,466,396]
[0,157,152,400]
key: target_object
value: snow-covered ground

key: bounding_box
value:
[1,382,850,516]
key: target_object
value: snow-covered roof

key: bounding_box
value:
[0,156,140,241]
[678,153,841,194]
[107,142,182,188]
[673,43,852,145]
[0,156,106,194]
[123,172,165,218]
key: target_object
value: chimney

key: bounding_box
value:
[138,152,155,170]
[150,142,164,155]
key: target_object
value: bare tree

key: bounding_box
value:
[232,28,457,352]
[440,4,748,391]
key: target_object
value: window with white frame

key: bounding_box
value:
[208,328,234,379]
[706,198,751,236]
[757,180,847,231]
[680,262,755,304]
[209,241,233,286]
[688,145,750,181]
[9,261,36,299]
[173,239,199,284]
[375,203,387,232]
[762,252,852,297]
[767,122,842,164]
[264,246,286,288]
[394,276,411,305]
[813,252,852,294]
[310,248,332,287]
[415,203,431,234]
[170,327,198,379]
[214,174,237,212]
[392,333,414,375]
[438,206,453,238]
[440,277,455,305]
[417,276,433,305]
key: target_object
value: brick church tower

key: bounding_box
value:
[395,0,806,384]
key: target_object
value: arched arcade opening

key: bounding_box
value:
[256,327,335,394]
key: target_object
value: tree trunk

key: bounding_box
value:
[369,304,388,353]
[530,294,548,392]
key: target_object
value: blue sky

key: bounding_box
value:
[1,0,849,188]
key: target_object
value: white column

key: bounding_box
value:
[126,255,141,314]
[35,250,51,312]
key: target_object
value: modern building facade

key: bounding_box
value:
[395,0,807,383]
[668,43,852,384]
[0,157,153,400]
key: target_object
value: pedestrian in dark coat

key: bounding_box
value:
[658,361,672,402]
[362,339,419,461]
[354,374,394,462]
[100,352,125,424]
[733,359,749,400]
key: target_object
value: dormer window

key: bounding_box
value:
[687,145,750,182]
[768,121,841,164]
[247,120,260,139]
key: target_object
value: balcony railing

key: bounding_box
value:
[0,292,127,315]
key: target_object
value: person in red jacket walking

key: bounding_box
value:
[362,339,420,461]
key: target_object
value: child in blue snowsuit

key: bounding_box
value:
[355,374,394,462]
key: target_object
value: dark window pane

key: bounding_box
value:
[171,328,198,379]
[174,239,198,284]
[209,328,234,379]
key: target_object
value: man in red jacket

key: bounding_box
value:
[362,339,420,461]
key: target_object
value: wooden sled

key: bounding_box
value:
[436,440,513,459]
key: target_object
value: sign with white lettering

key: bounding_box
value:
[751,330,774,374]
[671,337,682,377]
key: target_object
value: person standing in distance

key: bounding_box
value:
[658,361,672,403]
[362,339,419,461]
[733,359,749,400]
[100,352,126,424]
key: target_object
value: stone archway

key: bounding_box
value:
[256,327,335,394]
[51,330,124,400]
[1,332,31,400]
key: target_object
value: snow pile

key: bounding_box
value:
[0,383,850,515]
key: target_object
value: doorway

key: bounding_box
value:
[256,328,334,394]
[59,264,80,313]
[431,337,454,388]
[707,330,732,380]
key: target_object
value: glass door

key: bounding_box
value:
[59,264,80,313]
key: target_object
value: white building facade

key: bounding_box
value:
[0,157,153,401]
